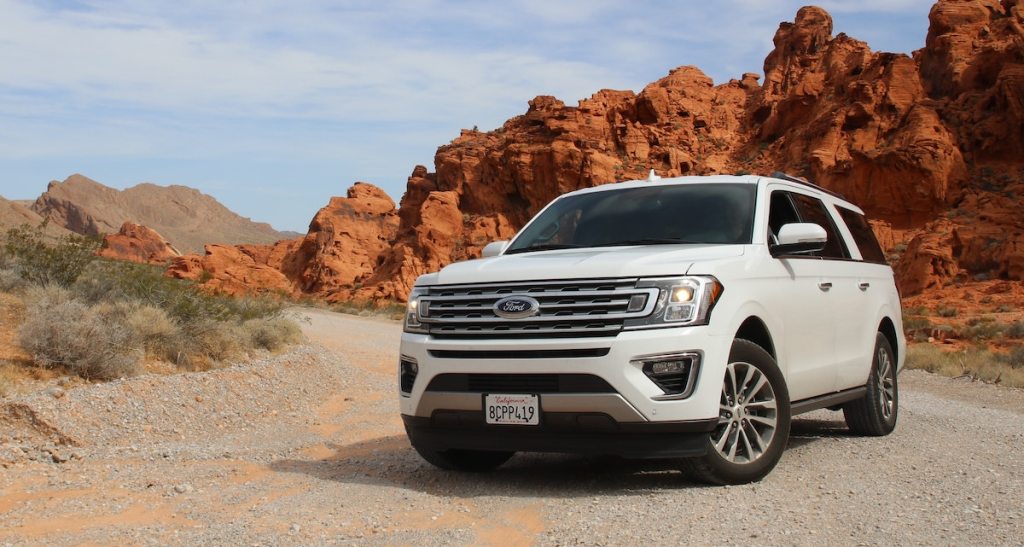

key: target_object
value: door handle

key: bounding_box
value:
[818,282,832,291]
[859,282,870,291]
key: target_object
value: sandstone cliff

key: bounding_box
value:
[175,0,1024,303]
[31,174,289,253]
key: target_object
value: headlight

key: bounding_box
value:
[404,287,429,334]
[624,276,723,329]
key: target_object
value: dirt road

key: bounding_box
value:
[1,308,1022,545]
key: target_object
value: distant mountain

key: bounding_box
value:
[0,195,72,238]
[30,174,290,253]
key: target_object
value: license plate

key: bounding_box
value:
[484,394,540,425]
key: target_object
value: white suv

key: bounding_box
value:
[398,172,904,484]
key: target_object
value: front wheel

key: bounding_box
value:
[683,339,791,485]
[412,445,514,472]
[843,333,898,436]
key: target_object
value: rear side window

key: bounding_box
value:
[837,207,887,264]
[790,193,850,260]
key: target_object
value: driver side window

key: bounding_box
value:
[767,191,800,245]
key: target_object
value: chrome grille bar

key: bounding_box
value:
[422,278,657,338]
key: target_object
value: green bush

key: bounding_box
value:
[18,286,143,380]
[936,306,958,318]
[2,225,100,287]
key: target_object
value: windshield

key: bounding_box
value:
[505,183,756,254]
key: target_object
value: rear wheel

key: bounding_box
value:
[412,445,514,472]
[684,339,791,485]
[843,333,898,436]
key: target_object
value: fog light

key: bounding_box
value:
[651,360,687,375]
[399,356,418,395]
[632,352,700,398]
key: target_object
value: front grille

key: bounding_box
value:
[426,374,616,393]
[421,278,657,339]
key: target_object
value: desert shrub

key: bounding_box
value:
[188,321,245,363]
[994,303,1012,313]
[903,316,932,331]
[123,303,181,356]
[242,316,304,351]
[18,286,143,380]
[1005,321,1024,339]
[2,225,99,287]
[73,259,284,324]
[333,299,406,320]
[936,306,958,318]
[0,268,28,293]
[906,344,1024,387]
[997,347,1024,369]
[962,320,1006,341]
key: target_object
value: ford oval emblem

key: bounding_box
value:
[493,295,541,319]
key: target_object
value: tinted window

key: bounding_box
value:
[838,207,887,264]
[506,183,757,253]
[790,193,850,259]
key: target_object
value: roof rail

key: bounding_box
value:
[769,171,846,200]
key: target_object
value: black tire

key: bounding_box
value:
[843,333,898,436]
[412,445,514,472]
[684,339,791,485]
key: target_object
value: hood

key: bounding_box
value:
[427,245,746,286]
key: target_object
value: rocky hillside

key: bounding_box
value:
[175,0,1024,304]
[0,196,72,238]
[29,174,289,253]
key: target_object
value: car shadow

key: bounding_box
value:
[269,435,713,497]
[271,416,852,496]
[787,415,854,449]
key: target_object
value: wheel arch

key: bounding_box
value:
[734,315,776,360]
[878,316,899,364]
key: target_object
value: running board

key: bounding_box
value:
[791,387,867,415]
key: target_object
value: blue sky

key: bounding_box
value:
[0,0,935,232]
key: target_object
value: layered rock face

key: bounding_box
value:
[349,0,1022,300]
[98,222,181,265]
[31,174,289,253]
[177,0,1024,302]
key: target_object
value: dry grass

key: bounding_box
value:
[331,299,405,321]
[905,343,1024,388]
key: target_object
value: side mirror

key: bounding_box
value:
[481,240,510,258]
[771,223,827,256]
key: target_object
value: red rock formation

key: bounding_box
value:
[166,240,302,297]
[169,0,1024,304]
[98,222,180,265]
[167,182,399,300]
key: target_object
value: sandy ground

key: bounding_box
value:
[0,308,1022,545]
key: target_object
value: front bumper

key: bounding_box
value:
[400,325,732,429]
[403,413,717,459]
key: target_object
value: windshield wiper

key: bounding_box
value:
[504,244,583,255]
[592,238,701,247]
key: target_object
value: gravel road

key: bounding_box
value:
[1,308,1022,545]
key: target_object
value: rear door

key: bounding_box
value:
[833,206,892,390]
